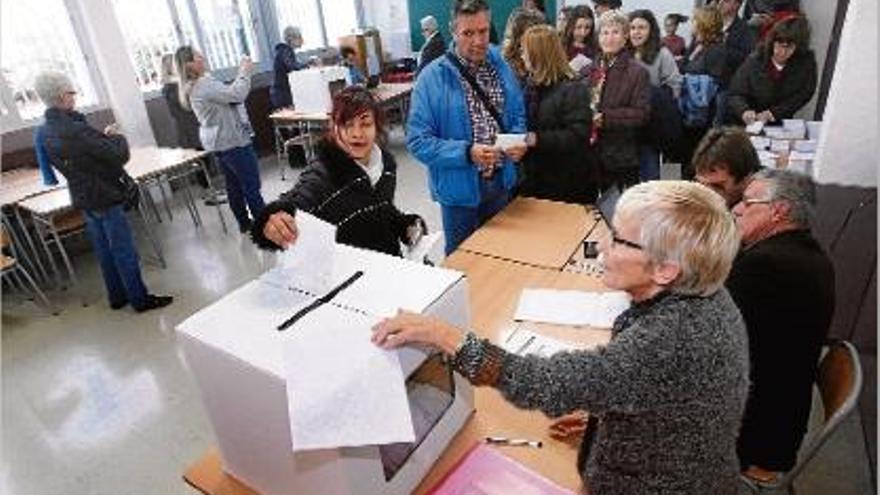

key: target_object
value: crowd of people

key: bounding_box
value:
[30,0,834,493]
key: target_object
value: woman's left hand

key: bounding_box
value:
[372,310,464,354]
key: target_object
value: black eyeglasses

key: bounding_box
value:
[610,228,643,250]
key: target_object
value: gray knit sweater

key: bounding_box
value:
[454,289,750,495]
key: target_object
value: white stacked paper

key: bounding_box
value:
[513,288,630,328]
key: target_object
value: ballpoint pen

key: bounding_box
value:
[485,436,543,448]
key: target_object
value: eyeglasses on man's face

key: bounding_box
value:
[739,197,774,208]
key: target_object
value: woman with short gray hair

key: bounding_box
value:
[35,71,172,312]
[373,180,750,494]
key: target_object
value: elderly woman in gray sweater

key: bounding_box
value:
[175,45,265,233]
[373,180,749,495]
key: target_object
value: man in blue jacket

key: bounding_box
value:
[407,0,527,254]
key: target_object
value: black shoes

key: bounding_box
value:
[134,294,174,313]
[110,301,127,310]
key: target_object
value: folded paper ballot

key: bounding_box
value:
[494,133,526,149]
[284,305,415,451]
[514,288,631,328]
[275,211,337,292]
[568,53,591,72]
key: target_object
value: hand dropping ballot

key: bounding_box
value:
[273,211,337,293]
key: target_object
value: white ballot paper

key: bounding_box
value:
[514,288,631,328]
[494,133,526,149]
[270,211,337,293]
[501,325,581,357]
[745,121,764,135]
[283,305,415,451]
[569,53,592,72]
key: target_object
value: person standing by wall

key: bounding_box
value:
[416,15,446,76]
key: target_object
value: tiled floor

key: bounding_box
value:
[2,132,874,495]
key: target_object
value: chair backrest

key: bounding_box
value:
[781,339,863,484]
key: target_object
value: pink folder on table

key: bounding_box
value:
[428,443,576,495]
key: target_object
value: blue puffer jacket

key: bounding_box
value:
[406,46,526,207]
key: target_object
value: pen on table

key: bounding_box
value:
[485,436,543,448]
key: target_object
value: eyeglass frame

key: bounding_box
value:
[609,227,644,250]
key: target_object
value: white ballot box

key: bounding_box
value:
[289,65,349,113]
[177,245,474,495]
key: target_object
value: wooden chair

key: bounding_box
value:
[740,340,863,495]
[1,225,56,314]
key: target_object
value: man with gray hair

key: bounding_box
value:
[727,168,835,483]
[35,71,173,312]
[416,15,445,75]
[270,25,306,109]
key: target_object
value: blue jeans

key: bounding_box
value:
[440,176,510,255]
[215,144,265,230]
[639,144,661,182]
[84,205,148,308]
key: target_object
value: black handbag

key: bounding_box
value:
[118,172,140,210]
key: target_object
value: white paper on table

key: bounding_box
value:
[493,133,526,149]
[283,305,415,451]
[270,211,337,293]
[513,288,630,328]
[788,150,816,161]
[501,325,581,357]
[745,121,764,135]
[568,53,592,72]
[749,136,770,150]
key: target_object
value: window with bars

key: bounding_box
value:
[191,0,261,71]
[274,0,325,51]
[111,0,182,92]
[320,0,359,46]
[0,0,100,122]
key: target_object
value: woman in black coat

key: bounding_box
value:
[252,87,425,257]
[727,16,816,126]
[519,25,595,203]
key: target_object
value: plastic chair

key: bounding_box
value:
[740,339,863,495]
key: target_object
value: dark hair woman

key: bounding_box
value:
[629,9,682,181]
[727,15,816,126]
[561,5,598,62]
[252,86,426,257]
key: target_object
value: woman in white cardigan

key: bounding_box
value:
[174,45,265,233]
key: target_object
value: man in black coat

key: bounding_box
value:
[416,15,446,76]
[718,0,756,85]
[727,169,835,483]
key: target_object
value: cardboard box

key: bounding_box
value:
[177,245,474,495]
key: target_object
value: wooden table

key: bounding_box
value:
[268,82,413,181]
[459,197,597,270]
[184,255,612,495]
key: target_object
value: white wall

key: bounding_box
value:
[798,0,839,119]
[362,1,413,58]
[71,0,156,147]
[813,0,877,188]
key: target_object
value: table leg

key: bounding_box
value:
[12,207,50,285]
[33,218,63,290]
[200,157,228,234]
[46,216,83,304]
[275,122,287,182]
[136,198,167,269]
[179,171,202,227]
[158,176,173,222]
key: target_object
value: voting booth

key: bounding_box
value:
[288,65,349,113]
[177,244,474,495]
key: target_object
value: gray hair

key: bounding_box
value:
[34,71,73,107]
[752,168,817,228]
[421,15,439,32]
[283,26,302,43]
[598,9,629,33]
[615,181,740,297]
